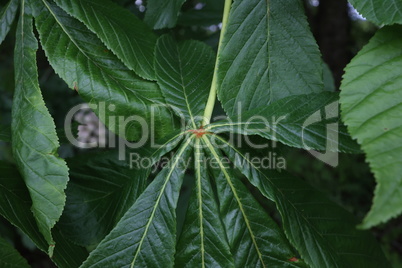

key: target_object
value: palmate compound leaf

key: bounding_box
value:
[211,135,389,267]
[144,0,187,29]
[32,0,176,141]
[11,1,69,255]
[155,35,215,128]
[349,0,402,25]
[0,0,18,45]
[0,162,88,268]
[58,131,185,247]
[206,92,361,153]
[53,0,157,80]
[80,137,194,268]
[202,137,307,268]
[217,0,324,117]
[340,25,402,228]
[0,235,30,268]
[174,139,234,267]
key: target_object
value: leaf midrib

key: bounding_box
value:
[194,139,205,268]
[202,136,266,268]
[174,42,197,128]
[130,136,194,268]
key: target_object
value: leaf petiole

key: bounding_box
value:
[202,0,232,126]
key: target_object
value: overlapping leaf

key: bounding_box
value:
[214,136,389,267]
[33,0,175,141]
[145,0,187,29]
[11,2,69,254]
[0,0,18,45]
[203,137,305,267]
[0,236,30,268]
[0,162,88,268]
[207,92,360,153]
[155,35,215,128]
[349,0,402,25]
[60,150,149,247]
[216,0,323,117]
[59,132,184,246]
[81,138,193,268]
[175,139,233,267]
[53,0,157,80]
[340,25,402,228]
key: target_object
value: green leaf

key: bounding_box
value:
[214,136,389,267]
[81,138,193,268]
[0,236,30,268]
[175,139,233,267]
[155,35,215,128]
[340,25,402,228]
[217,0,323,117]
[60,150,148,247]
[0,162,89,268]
[33,0,176,141]
[53,0,157,80]
[52,228,90,267]
[11,1,69,254]
[207,92,361,153]
[349,0,402,25]
[203,137,305,267]
[0,0,18,46]
[144,0,187,29]
[59,132,184,246]
[0,163,47,251]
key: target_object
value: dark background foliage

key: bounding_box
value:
[0,0,400,267]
